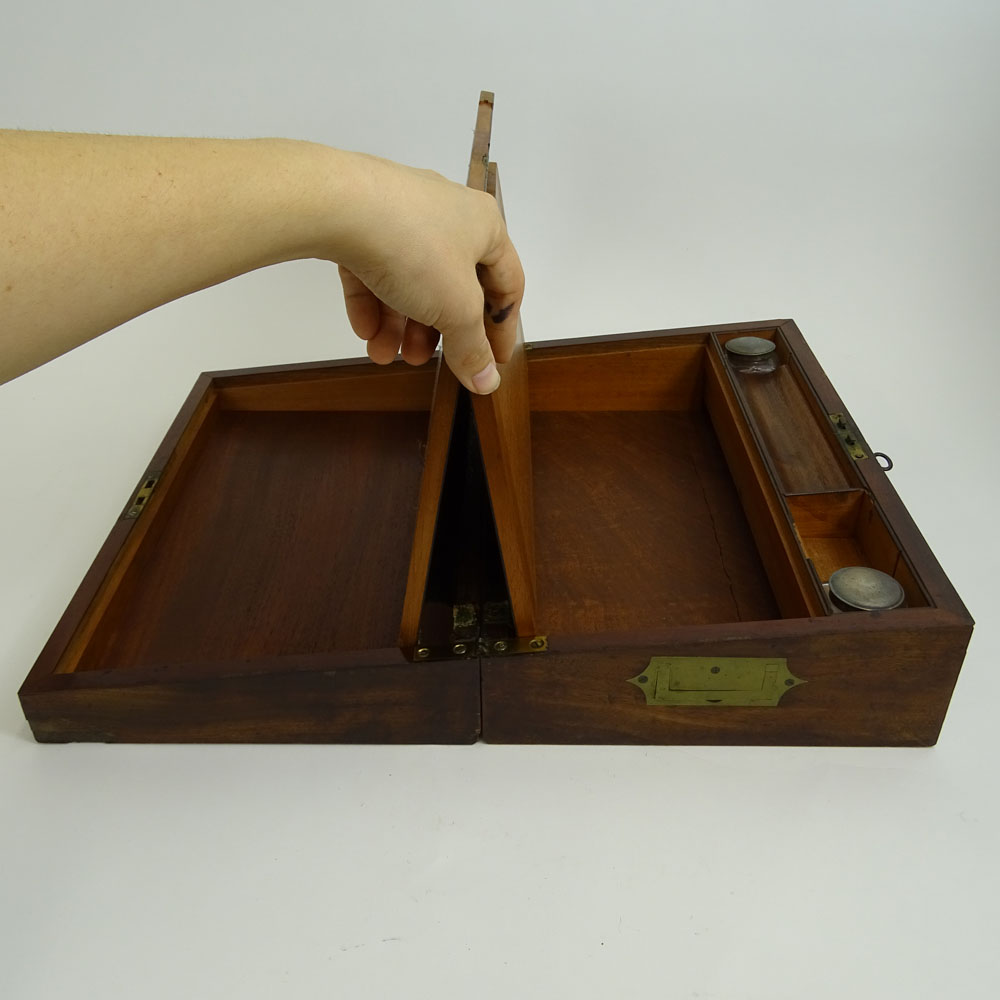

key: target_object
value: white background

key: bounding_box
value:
[2,2,998,997]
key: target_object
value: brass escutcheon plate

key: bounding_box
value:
[628,656,806,707]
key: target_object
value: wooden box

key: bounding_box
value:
[18,95,972,746]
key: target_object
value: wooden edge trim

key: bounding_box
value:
[525,320,789,355]
[215,365,437,412]
[525,606,973,657]
[21,645,417,694]
[203,354,375,381]
[207,355,421,387]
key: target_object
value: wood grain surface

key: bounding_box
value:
[216,364,436,412]
[526,342,705,411]
[734,364,851,493]
[23,650,481,744]
[75,409,429,670]
[531,410,779,634]
[481,610,972,746]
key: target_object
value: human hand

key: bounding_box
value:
[0,135,522,388]
[329,154,524,394]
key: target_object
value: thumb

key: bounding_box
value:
[439,292,501,395]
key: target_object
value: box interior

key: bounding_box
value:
[54,329,931,677]
[68,365,437,673]
[519,331,928,634]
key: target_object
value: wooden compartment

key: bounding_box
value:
[18,93,973,746]
[786,490,928,610]
[525,340,780,633]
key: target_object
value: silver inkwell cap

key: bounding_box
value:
[828,566,906,612]
[724,336,777,357]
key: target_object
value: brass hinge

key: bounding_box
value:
[411,635,548,661]
[628,656,805,707]
[124,471,161,519]
[829,413,868,461]
[410,602,547,661]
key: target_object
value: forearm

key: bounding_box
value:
[0,131,353,383]
[0,129,522,392]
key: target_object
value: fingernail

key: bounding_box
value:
[472,362,501,394]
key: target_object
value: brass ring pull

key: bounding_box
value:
[874,452,894,471]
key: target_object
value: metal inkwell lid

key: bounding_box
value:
[828,566,906,612]
[724,336,777,357]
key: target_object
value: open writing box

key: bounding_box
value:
[18,94,972,745]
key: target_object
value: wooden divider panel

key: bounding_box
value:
[399,90,537,642]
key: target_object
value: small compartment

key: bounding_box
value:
[716,330,854,494]
[786,490,929,609]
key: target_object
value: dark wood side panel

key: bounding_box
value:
[21,655,481,744]
[482,611,972,746]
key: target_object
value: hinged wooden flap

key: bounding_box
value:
[397,357,460,647]
[471,160,535,636]
[398,92,536,647]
